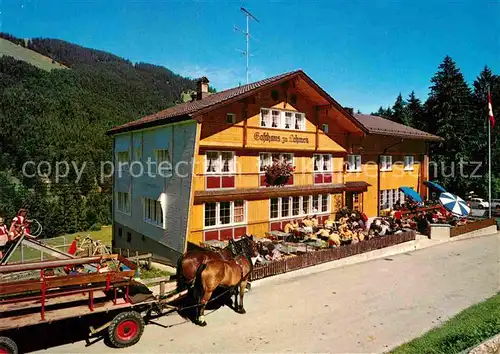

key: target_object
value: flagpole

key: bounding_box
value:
[488,86,492,219]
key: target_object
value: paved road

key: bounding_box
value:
[34,233,499,354]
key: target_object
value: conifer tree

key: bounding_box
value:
[405,91,423,128]
[391,93,406,124]
[426,56,474,192]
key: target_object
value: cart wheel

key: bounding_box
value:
[0,337,18,354]
[107,311,145,348]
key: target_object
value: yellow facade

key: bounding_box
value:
[186,78,430,245]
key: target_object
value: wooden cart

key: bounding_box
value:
[0,255,186,354]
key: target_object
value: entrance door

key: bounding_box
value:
[346,192,362,211]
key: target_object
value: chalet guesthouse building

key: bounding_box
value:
[107,70,440,262]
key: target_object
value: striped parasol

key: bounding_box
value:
[439,192,470,217]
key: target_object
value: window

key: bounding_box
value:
[271,110,280,128]
[347,155,362,172]
[155,149,172,174]
[117,151,130,171]
[270,195,330,220]
[292,196,300,216]
[259,108,305,131]
[117,192,131,214]
[205,202,217,227]
[380,188,405,210]
[204,200,246,228]
[284,112,293,129]
[127,232,131,243]
[118,228,122,238]
[295,113,304,130]
[205,151,234,174]
[321,124,329,133]
[226,113,236,124]
[270,198,279,219]
[380,155,392,171]
[321,194,329,212]
[404,155,414,171]
[143,197,164,228]
[313,154,332,172]
[234,200,245,223]
[312,195,319,213]
[260,152,293,171]
[260,109,270,127]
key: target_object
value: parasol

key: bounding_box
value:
[423,181,447,194]
[439,192,470,217]
[399,187,423,203]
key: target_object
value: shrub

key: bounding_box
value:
[89,222,102,231]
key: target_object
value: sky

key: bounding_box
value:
[2,0,499,113]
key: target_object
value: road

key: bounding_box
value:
[35,233,499,354]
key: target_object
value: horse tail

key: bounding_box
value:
[176,255,187,293]
[193,263,207,304]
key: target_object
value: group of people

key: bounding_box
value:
[279,210,370,248]
[0,209,31,260]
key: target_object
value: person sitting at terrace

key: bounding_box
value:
[324,217,335,230]
[284,220,298,234]
[315,227,331,240]
[301,216,314,234]
[311,215,319,228]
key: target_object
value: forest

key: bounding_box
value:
[0,33,196,236]
[0,33,498,238]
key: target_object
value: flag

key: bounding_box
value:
[488,91,495,128]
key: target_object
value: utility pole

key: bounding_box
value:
[235,7,259,84]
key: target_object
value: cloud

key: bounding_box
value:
[175,65,266,90]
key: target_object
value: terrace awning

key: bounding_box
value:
[423,181,447,194]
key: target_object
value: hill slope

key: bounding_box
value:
[0,38,67,71]
[0,33,196,237]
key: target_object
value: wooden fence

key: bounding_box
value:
[250,231,416,281]
[450,218,497,238]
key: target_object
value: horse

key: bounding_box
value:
[192,235,257,326]
[176,240,238,292]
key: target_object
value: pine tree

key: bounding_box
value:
[391,93,406,124]
[372,106,393,119]
[405,91,423,128]
[426,56,474,193]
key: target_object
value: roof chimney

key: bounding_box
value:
[196,76,210,100]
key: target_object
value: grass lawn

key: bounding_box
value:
[391,293,500,354]
[139,266,172,279]
[8,226,112,262]
[0,38,67,71]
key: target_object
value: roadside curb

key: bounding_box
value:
[250,231,499,289]
[462,333,500,354]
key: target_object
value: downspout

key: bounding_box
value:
[377,138,404,216]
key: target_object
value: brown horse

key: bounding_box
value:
[193,236,257,326]
[176,240,237,292]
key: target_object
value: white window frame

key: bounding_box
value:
[116,191,131,215]
[321,123,329,133]
[117,151,130,172]
[203,200,247,229]
[205,151,235,174]
[259,108,306,131]
[226,113,236,124]
[259,152,294,172]
[143,197,164,228]
[404,155,414,171]
[380,188,405,210]
[346,155,362,172]
[313,154,333,172]
[269,195,330,220]
[380,155,393,171]
[154,149,172,174]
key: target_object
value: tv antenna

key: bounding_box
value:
[234,7,259,84]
